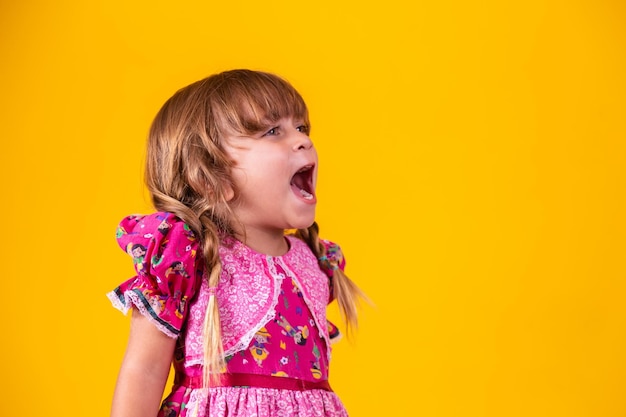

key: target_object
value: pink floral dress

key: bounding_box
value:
[108,212,348,417]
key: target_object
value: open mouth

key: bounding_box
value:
[290,164,315,201]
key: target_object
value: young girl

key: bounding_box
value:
[108,69,364,417]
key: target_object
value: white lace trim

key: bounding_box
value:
[106,289,179,339]
[107,290,128,314]
[222,256,284,358]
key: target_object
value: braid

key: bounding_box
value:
[151,191,227,383]
[296,222,365,334]
[199,215,225,384]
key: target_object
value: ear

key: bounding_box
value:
[223,182,235,202]
[204,184,234,204]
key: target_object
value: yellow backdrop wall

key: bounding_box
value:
[2,1,626,416]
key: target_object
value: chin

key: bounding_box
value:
[288,216,316,231]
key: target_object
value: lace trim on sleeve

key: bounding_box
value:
[107,287,179,339]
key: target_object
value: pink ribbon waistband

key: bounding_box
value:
[175,372,333,392]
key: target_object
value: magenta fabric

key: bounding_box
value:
[108,213,202,338]
[108,213,348,417]
[224,262,331,381]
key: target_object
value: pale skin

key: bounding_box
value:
[224,117,318,255]
[111,311,176,417]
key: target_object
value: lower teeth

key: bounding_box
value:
[300,189,313,200]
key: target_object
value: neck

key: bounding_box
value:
[233,226,289,256]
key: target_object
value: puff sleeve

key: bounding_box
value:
[107,212,203,338]
[318,239,346,299]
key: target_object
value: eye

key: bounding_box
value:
[296,125,310,135]
[262,127,279,137]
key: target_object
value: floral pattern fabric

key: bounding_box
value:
[108,213,202,338]
[225,266,330,381]
[108,212,348,417]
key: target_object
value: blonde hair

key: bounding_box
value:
[145,69,363,385]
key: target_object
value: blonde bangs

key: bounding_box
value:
[208,70,310,136]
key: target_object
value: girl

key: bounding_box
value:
[108,69,364,417]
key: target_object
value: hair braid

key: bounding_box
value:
[149,190,227,382]
[198,215,225,384]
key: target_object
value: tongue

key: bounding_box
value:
[291,171,312,198]
[292,171,307,190]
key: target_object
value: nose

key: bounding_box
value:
[292,131,313,151]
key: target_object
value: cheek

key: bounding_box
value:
[229,159,258,187]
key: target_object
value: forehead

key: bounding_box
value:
[211,73,309,135]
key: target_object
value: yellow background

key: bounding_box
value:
[2,1,626,416]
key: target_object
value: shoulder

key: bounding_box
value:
[117,212,197,250]
[117,212,195,241]
[116,212,200,277]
